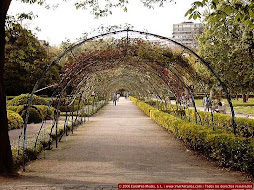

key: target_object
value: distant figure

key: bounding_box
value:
[214,99,226,113]
[113,94,117,106]
[181,93,186,107]
[202,96,211,112]
[117,94,120,102]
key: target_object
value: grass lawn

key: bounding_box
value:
[195,98,254,115]
[234,106,254,115]
[195,98,254,106]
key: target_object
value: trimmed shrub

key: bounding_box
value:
[16,105,42,124]
[59,105,79,112]
[7,94,49,106]
[34,105,55,120]
[144,98,254,138]
[7,110,24,130]
[7,106,20,112]
[131,97,254,175]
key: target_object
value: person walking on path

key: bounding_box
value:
[202,96,211,112]
[113,93,117,106]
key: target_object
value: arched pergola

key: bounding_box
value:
[20,29,237,171]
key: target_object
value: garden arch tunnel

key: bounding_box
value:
[20,29,238,170]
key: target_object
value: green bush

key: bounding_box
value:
[144,98,254,138]
[16,105,42,124]
[7,110,24,130]
[8,105,57,121]
[59,105,79,112]
[7,105,20,112]
[131,97,254,175]
[7,94,49,106]
[34,105,55,120]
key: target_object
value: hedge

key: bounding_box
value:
[60,101,107,117]
[7,105,20,112]
[59,105,79,112]
[7,110,24,130]
[144,99,254,138]
[130,97,254,175]
[7,94,49,106]
[16,105,42,124]
[34,105,56,120]
[7,104,58,125]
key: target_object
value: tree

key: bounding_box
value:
[0,0,175,174]
[186,0,254,101]
[4,16,62,96]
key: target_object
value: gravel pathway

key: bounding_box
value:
[0,98,252,189]
[9,120,54,143]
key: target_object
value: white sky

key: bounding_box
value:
[8,0,198,46]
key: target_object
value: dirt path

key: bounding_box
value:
[0,98,252,189]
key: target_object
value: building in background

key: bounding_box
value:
[172,22,204,49]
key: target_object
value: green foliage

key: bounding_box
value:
[74,0,171,18]
[4,16,62,96]
[186,0,254,28]
[7,94,49,106]
[16,105,42,124]
[187,0,254,94]
[131,97,254,175]
[59,105,79,112]
[7,106,20,112]
[7,110,24,130]
[145,98,254,138]
[7,104,55,120]
[234,106,254,115]
[34,105,55,120]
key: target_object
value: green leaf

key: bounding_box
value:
[193,1,204,7]
[5,36,9,42]
[224,6,233,15]
[249,9,254,18]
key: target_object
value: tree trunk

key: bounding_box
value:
[246,92,250,102]
[0,0,13,174]
[242,93,247,103]
[236,94,239,101]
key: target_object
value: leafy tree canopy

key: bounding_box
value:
[5,16,62,95]
[186,0,254,96]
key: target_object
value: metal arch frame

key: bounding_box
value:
[75,64,193,120]
[86,64,179,99]
[68,60,180,104]
[62,49,200,122]
[46,39,191,104]
[64,62,173,107]
[61,50,187,100]
[72,63,192,122]
[51,57,180,110]
[32,40,213,127]
[21,29,237,171]
[68,68,168,106]
[90,74,168,98]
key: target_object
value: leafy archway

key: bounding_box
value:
[20,29,237,171]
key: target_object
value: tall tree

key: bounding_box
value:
[186,0,254,100]
[5,16,61,96]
